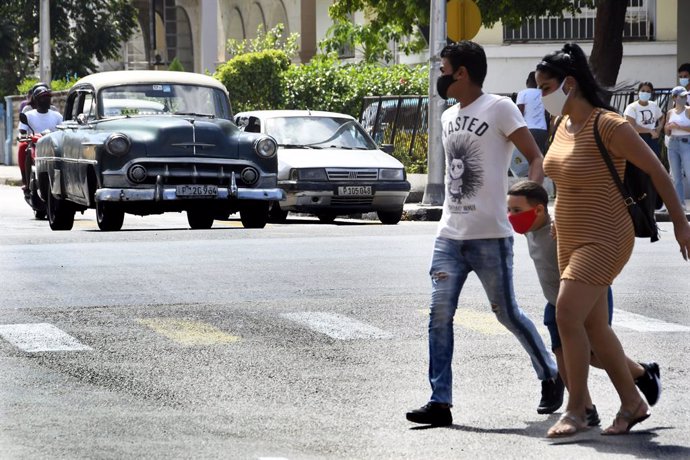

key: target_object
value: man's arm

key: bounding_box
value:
[508,126,544,184]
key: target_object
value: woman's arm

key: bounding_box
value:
[610,122,690,259]
[625,115,654,134]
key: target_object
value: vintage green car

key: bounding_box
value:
[34,70,283,231]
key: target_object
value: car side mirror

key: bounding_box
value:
[381,144,394,154]
[76,113,87,125]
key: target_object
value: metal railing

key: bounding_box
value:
[360,88,673,174]
[503,0,653,42]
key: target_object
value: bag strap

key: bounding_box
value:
[592,111,635,207]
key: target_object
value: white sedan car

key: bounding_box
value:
[234,110,411,224]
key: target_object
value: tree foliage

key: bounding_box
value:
[325,1,598,61]
[0,0,137,99]
[226,24,299,60]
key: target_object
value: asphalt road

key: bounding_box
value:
[0,184,689,460]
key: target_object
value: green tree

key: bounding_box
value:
[0,0,137,99]
[168,57,185,72]
[324,0,627,86]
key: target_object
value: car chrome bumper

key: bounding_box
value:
[95,186,285,202]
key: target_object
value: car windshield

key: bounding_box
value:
[99,84,231,119]
[264,116,377,150]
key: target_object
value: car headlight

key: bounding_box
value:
[254,137,277,158]
[290,168,327,181]
[104,133,131,157]
[379,168,404,180]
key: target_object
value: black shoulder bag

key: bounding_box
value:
[593,112,660,242]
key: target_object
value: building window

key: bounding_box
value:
[503,0,654,43]
[338,13,355,59]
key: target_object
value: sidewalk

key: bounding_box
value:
[0,164,22,187]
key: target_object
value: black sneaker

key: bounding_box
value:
[586,405,601,426]
[537,374,564,414]
[406,402,452,426]
[635,362,661,406]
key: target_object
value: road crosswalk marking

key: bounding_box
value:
[137,318,241,345]
[418,308,509,336]
[281,312,392,340]
[613,310,690,332]
[0,323,92,352]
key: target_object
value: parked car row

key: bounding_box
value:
[26,70,410,231]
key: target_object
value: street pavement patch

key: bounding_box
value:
[0,322,92,352]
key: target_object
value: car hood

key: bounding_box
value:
[277,147,404,170]
[95,116,242,158]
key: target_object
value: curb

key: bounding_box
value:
[0,178,22,187]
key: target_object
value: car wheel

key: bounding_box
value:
[377,209,403,225]
[187,209,215,229]
[96,202,125,231]
[316,213,337,224]
[240,201,269,228]
[47,190,75,231]
[268,202,288,223]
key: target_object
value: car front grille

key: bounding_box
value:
[330,196,374,206]
[127,162,259,186]
[326,169,378,181]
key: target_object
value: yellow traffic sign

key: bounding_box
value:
[447,0,482,42]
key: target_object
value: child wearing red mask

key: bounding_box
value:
[507,180,661,428]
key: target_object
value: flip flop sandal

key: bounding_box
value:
[601,401,651,435]
[546,412,588,438]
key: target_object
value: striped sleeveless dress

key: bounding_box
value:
[543,108,634,285]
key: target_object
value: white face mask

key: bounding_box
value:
[638,91,652,102]
[680,77,689,87]
[541,80,569,116]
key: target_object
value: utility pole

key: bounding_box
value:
[39,0,51,83]
[423,0,446,206]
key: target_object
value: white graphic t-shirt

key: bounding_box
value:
[437,93,526,240]
[623,100,662,131]
[516,88,547,130]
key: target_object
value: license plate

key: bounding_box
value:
[338,186,372,196]
[176,184,218,197]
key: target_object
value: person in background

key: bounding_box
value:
[678,63,690,93]
[405,41,562,428]
[507,180,662,430]
[510,71,549,177]
[535,42,690,438]
[624,82,663,158]
[664,86,690,211]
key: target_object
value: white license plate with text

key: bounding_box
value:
[176,184,218,197]
[337,186,372,196]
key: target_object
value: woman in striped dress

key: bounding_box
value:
[534,43,690,438]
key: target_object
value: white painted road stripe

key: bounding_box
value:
[614,310,690,332]
[281,312,392,340]
[0,323,92,352]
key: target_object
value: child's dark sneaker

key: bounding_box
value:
[635,362,661,406]
[406,402,452,426]
[537,374,564,414]
[586,405,601,426]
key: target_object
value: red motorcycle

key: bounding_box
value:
[18,113,47,220]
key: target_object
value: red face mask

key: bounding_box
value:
[508,208,538,234]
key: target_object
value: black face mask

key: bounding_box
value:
[436,74,456,100]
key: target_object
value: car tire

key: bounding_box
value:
[187,209,215,229]
[47,190,75,231]
[96,202,125,231]
[240,201,269,229]
[316,213,337,224]
[268,202,288,223]
[377,209,403,225]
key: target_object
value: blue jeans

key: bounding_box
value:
[544,287,614,351]
[428,237,558,405]
[667,136,690,203]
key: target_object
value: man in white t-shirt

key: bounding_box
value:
[405,41,561,427]
[17,86,63,191]
[510,72,549,177]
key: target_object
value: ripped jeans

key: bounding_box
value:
[428,237,558,405]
